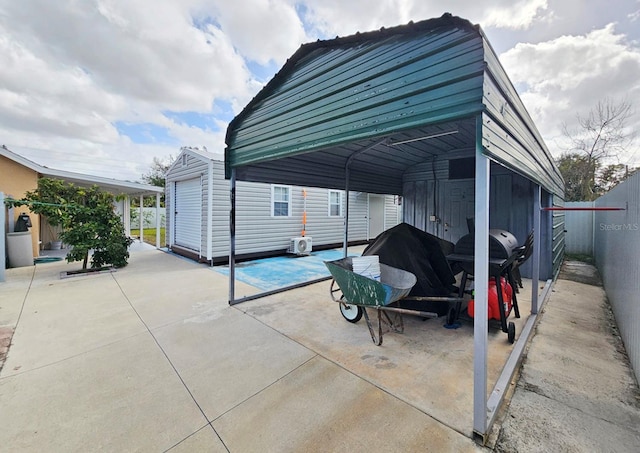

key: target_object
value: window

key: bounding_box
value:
[328,190,343,217]
[271,185,291,217]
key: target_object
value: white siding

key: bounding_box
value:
[167,152,400,261]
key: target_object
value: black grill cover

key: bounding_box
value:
[363,223,457,298]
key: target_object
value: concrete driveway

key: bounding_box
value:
[2,246,638,452]
[0,246,481,452]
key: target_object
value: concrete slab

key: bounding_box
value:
[213,355,482,452]
[495,264,640,452]
[167,426,228,452]
[0,333,208,452]
[1,266,147,376]
[496,388,640,452]
[235,277,534,437]
[153,306,316,421]
[0,266,35,326]
[517,279,640,433]
[113,251,242,330]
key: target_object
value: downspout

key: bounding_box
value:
[207,160,213,263]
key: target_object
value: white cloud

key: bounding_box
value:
[195,0,310,65]
[482,0,549,29]
[500,24,640,161]
[300,0,549,37]
[1,0,638,181]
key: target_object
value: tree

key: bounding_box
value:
[142,155,172,187]
[560,98,635,200]
[556,153,592,202]
[139,155,173,207]
[10,178,133,270]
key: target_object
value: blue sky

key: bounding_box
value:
[1,0,639,181]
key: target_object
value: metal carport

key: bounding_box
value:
[224,13,564,441]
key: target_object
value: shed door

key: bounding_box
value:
[174,178,201,252]
[441,180,475,243]
[368,195,385,240]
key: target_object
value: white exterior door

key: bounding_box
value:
[441,180,475,243]
[368,195,385,240]
[174,178,201,252]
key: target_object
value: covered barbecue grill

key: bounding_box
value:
[447,229,523,342]
[453,229,520,275]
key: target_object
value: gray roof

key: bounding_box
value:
[1,145,163,196]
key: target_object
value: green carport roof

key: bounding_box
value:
[225,13,564,197]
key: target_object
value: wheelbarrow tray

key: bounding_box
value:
[325,257,417,307]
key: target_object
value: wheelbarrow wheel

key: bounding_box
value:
[507,321,516,344]
[330,279,363,323]
[340,303,363,323]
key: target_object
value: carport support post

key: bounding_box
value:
[1,192,5,282]
[343,166,350,257]
[139,195,144,243]
[229,169,236,304]
[473,121,490,438]
[155,193,161,249]
[531,185,541,314]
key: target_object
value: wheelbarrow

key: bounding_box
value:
[325,257,462,345]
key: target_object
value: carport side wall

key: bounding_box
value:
[403,157,555,279]
[165,153,209,256]
[210,161,375,259]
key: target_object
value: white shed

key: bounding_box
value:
[165,147,401,263]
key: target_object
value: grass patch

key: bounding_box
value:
[564,252,595,264]
[130,228,166,246]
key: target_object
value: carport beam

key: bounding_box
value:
[229,169,236,304]
[473,118,490,439]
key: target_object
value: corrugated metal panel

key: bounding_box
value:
[481,40,564,197]
[174,178,202,252]
[551,195,565,278]
[564,202,594,255]
[594,172,640,383]
[225,15,563,210]
[227,17,484,171]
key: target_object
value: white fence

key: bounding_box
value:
[130,207,166,229]
[593,172,640,384]
[564,202,594,255]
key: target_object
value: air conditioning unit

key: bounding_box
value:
[289,236,312,255]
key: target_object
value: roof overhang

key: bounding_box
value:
[1,145,163,197]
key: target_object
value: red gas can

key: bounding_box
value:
[467,277,513,320]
